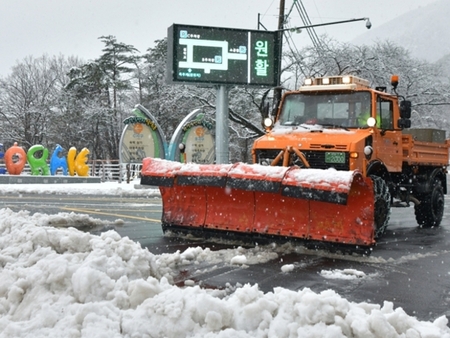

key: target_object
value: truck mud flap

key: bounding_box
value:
[141,158,376,247]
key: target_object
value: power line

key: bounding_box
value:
[294,0,323,51]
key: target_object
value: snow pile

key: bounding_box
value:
[31,211,124,230]
[321,269,370,280]
[230,254,248,265]
[1,207,449,337]
[0,180,160,197]
[281,264,295,273]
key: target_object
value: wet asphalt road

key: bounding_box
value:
[0,192,449,323]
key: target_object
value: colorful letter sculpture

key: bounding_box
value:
[67,147,77,176]
[50,144,68,175]
[67,147,90,177]
[4,142,27,175]
[27,145,50,176]
[1,142,90,176]
[0,143,5,174]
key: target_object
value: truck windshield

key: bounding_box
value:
[278,91,372,128]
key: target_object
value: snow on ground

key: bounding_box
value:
[0,180,160,197]
[0,180,449,337]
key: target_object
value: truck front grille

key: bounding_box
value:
[256,149,350,171]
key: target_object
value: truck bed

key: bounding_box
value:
[402,129,449,166]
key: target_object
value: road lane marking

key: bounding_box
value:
[60,206,161,223]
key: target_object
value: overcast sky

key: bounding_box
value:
[0,0,439,77]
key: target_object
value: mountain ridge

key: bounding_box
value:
[352,0,450,63]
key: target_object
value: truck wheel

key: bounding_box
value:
[371,175,391,238]
[414,179,444,227]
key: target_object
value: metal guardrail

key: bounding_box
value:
[0,160,141,183]
[89,160,142,182]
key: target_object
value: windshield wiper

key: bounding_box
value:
[320,123,350,131]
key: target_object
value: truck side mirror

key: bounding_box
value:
[400,100,411,119]
[398,118,411,129]
[262,101,270,118]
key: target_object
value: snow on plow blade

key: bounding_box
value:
[141,158,376,247]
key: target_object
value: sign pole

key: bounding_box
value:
[215,85,229,164]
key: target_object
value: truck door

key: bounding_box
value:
[373,96,402,172]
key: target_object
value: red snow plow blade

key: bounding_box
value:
[141,158,376,250]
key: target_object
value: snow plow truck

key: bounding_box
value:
[141,75,449,253]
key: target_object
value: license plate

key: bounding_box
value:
[325,152,345,164]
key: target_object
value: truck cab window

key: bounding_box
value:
[377,98,393,129]
[278,95,306,125]
[278,92,371,127]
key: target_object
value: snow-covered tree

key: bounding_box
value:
[0,55,82,150]
[65,36,140,159]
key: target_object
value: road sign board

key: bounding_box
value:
[167,24,280,87]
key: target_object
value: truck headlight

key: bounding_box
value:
[367,117,377,127]
[264,117,274,128]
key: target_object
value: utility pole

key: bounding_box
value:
[277,0,286,33]
[273,0,285,115]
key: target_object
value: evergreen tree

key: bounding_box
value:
[66,36,140,159]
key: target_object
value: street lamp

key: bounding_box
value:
[280,17,372,33]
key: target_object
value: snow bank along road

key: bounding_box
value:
[0,181,449,335]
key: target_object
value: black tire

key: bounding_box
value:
[371,175,391,238]
[414,179,444,227]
